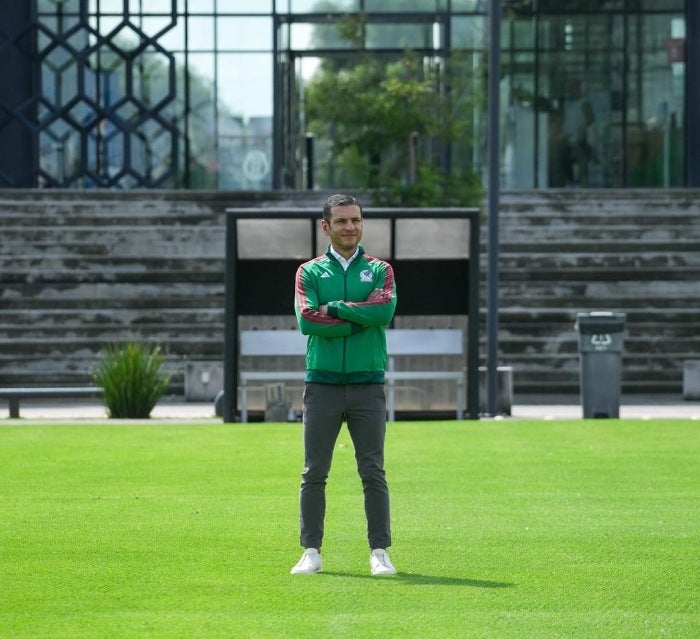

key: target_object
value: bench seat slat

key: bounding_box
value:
[0,387,103,398]
[0,387,103,419]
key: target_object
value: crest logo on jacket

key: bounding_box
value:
[360,269,373,283]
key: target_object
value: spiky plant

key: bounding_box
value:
[93,343,171,418]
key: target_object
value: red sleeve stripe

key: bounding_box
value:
[295,260,344,325]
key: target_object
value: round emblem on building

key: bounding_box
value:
[242,149,270,182]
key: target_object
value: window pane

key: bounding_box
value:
[364,0,440,11]
[187,17,215,50]
[128,0,177,13]
[503,53,536,188]
[508,15,535,49]
[538,47,624,187]
[365,24,435,50]
[288,0,359,13]
[187,0,213,12]
[186,53,217,189]
[450,0,485,11]
[290,23,314,50]
[218,53,272,119]
[626,14,685,186]
[537,13,625,187]
[451,16,485,50]
[217,17,273,51]
[216,0,272,12]
[302,23,355,50]
[538,14,624,53]
[217,53,273,189]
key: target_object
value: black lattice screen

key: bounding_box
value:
[0,1,179,188]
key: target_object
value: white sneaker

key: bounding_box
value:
[290,548,322,574]
[370,548,396,576]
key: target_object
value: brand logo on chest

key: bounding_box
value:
[360,269,373,283]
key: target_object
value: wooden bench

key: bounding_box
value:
[0,387,104,419]
[239,329,465,422]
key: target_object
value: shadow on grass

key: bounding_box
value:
[322,572,514,588]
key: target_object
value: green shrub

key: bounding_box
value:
[372,163,484,207]
[92,343,171,418]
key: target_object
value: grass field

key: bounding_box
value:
[1,418,698,638]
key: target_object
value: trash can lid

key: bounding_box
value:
[575,311,626,334]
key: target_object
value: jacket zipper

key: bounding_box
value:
[342,263,349,377]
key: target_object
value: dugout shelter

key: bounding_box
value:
[223,207,480,422]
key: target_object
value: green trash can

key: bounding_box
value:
[575,312,626,418]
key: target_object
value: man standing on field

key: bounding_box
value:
[291,193,398,576]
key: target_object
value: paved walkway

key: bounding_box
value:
[511,395,700,420]
[1,395,698,421]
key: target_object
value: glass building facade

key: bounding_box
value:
[0,1,692,190]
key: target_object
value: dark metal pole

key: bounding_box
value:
[223,213,238,422]
[486,0,501,416]
[686,0,700,186]
[305,132,314,190]
[467,210,481,419]
[408,131,419,184]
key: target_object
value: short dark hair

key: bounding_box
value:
[322,193,362,222]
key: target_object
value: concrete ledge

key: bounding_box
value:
[683,360,700,400]
[185,362,223,401]
[479,366,514,416]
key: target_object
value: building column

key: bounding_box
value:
[0,3,37,187]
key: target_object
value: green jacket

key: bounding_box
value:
[294,245,397,384]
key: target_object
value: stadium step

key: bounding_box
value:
[0,188,698,398]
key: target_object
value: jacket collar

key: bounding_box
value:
[326,244,365,266]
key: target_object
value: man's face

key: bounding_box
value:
[322,204,363,257]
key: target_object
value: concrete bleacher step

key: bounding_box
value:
[0,189,327,394]
[1,188,699,397]
[480,189,700,395]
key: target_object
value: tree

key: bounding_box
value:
[304,13,483,206]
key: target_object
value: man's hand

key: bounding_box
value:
[319,304,328,314]
[366,288,390,303]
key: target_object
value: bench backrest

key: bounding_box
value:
[240,328,463,357]
[387,329,463,356]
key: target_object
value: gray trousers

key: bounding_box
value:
[299,383,391,550]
